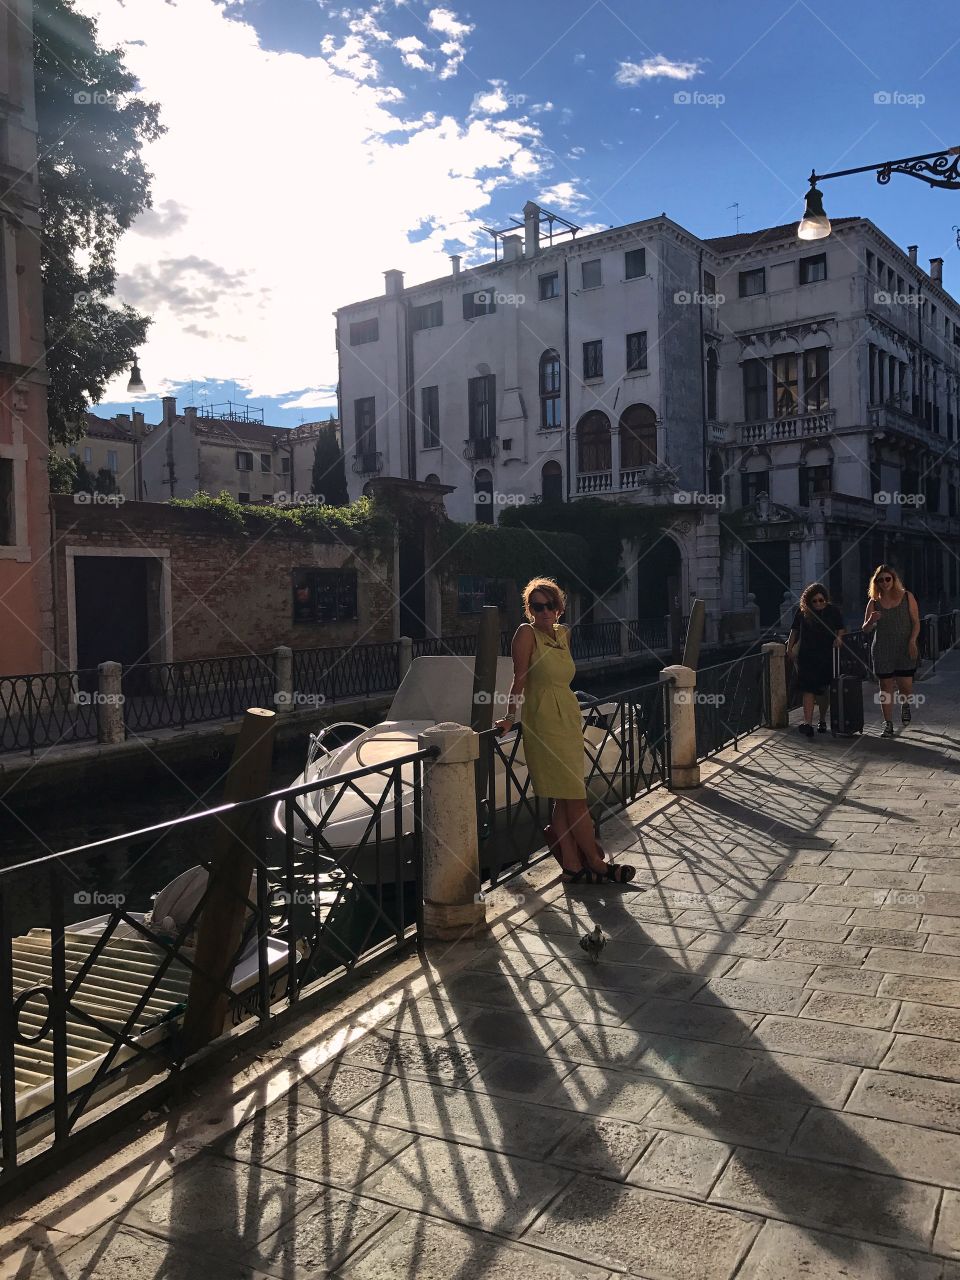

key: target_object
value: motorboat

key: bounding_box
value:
[7,866,288,1153]
[273,655,659,882]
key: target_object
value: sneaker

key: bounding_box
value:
[818,719,827,733]
[798,723,815,738]
[901,702,912,725]
[881,721,894,739]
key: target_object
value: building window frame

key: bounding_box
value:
[411,300,443,331]
[292,568,359,624]
[739,268,766,298]
[626,330,648,374]
[421,384,440,448]
[581,258,602,290]
[624,248,646,280]
[538,272,560,300]
[348,317,379,346]
[236,450,254,472]
[582,339,603,380]
[539,349,562,429]
[799,253,827,285]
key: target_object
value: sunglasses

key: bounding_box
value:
[811,597,826,605]
[530,600,557,613]
[878,576,893,583]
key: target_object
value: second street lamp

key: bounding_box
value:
[797,145,960,240]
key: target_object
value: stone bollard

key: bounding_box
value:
[273,645,293,712]
[659,664,701,789]
[762,642,788,728]
[399,636,413,681]
[96,661,125,744]
[418,722,487,940]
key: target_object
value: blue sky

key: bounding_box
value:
[89,0,960,430]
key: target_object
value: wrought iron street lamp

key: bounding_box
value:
[798,145,960,241]
[126,356,145,393]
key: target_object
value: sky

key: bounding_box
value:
[82,0,960,430]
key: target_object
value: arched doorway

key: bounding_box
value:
[541,460,563,502]
[636,536,682,621]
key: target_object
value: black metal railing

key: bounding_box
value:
[939,611,958,654]
[0,671,99,756]
[351,451,383,475]
[121,654,278,732]
[627,617,669,654]
[0,746,432,1195]
[475,678,670,887]
[292,641,400,705]
[569,621,621,661]
[411,634,481,659]
[695,653,766,758]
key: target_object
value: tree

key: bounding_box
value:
[72,461,95,493]
[94,467,118,495]
[34,0,165,443]
[310,426,349,506]
[47,451,78,494]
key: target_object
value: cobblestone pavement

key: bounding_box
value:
[4,655,960,1279]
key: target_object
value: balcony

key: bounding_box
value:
[351,451,383,476]
[575,463,680,498]
[868,402,941,448]
[739,409,835,445]
[709,422,728,444]
[576,470,612,494]
[463,435,499,462]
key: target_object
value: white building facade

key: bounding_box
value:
[335,202,960,631]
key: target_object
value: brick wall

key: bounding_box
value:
[51,497,396,666]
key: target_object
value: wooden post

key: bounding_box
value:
[180,707,276,1056]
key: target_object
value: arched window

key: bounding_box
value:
[539,350,561,429]
[424,472,440,484]
[576,412,611,474]
[619,404,657,469]
[541,460,563,502]
[706,349,719,421]
[474,468,494,523]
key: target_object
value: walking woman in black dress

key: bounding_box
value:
[786,582,846,738]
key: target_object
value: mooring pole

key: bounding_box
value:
[682,598,706,670]
[181,706,276,1056]
[471,604,501,800]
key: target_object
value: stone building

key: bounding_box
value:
[335,200,960,630]
[0,0,53,675]
[55,412,146,500]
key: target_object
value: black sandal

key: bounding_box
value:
[605,863,636,884]
[562,867,606,885]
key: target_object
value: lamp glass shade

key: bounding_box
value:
[126,361,145,393]
[798,184,831,241]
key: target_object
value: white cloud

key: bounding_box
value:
[470,81,509,114]
[529,101,554,114]
[615,55,702,84]
[76,0,545,406]
[320,32,382,81]
[538,181,587,211]
[427,6,473,79]
[395,34,434,72]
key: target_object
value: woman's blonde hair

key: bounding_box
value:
[868,564,905,600]
[799,582,829,618]
[522,577,566,621]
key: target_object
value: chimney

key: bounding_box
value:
[384,268,404,296]
[162,395,177,426]
[501,234,522,262]
[930,257,943,285]
[523,200,540,258]
[184,405,198,426]
[450,254,461,277]
[132,410,145,433]
[908,245,918,265]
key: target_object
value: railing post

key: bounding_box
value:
[96,661,125,744]
[273,645,293,713]
[762,641,788,728]
[659,665,701,789]
[924,612,939,664]
[418,722,487,940]
[399,636,413,681]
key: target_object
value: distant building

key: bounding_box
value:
[0,0,54,674]
[55,412,146,500]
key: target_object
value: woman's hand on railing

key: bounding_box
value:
[494,716,514,736]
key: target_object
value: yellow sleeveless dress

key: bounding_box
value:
[521,624,587,800]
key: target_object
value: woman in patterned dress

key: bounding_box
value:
[862,564,920,738]
[495,578,635,884]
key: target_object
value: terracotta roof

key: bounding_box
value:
[191,418,289,447]
[83,412,136,442]
[704,217,860,254]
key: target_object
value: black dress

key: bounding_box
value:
[792,604,844,695]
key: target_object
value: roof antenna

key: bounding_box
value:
[728,202,742,233]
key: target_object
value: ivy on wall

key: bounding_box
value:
[168,491,393,550]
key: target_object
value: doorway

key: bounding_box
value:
[398,528,427,639]
[746,541,791,625]
[636,537,682,620]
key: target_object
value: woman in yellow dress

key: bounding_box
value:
[495,577,635,884]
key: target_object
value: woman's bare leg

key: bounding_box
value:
[896,675,915,719]
[878,678,896,722]
[549,799,585,874]
[801,691,815,725]
[563,798,607,873]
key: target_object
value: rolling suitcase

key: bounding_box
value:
[830,643,864,737]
